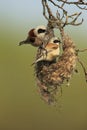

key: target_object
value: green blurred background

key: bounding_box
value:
[0,0,87,130]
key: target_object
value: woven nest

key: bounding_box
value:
[34,32,77,104]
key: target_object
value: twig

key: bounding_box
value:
[76,48,87,52]
[78,58,87,82]
[48,0,67,14]
[42,0,84,30]
[42,0,49,20]
[57,0,87,9]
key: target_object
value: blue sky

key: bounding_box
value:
[0,0,87,42]
[0,0,44,26]
[0,0,87,25]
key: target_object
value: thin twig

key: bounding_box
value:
[76,48,87,52]
[78,58,87,82]
[57,0,87,6]
[42,0,84,30]
[48,0,67,14]
[42,0,49,20]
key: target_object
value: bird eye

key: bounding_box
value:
[54,40,61,43]
[38,29,46,34]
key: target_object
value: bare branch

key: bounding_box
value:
[77,4,87,10]
[48,0,67,14]
[44,0,56,20]
[78,58,87,82]
[61,0,67,8]
[57,0,87,10]
[42,0,85,30]
[64,12,84,26]
[42,0,49,20]
[76,48,87,52]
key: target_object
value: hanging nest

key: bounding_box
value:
[33,0,87,105]
[34,30,77,104]
[18,0,87,105]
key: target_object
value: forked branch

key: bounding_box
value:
[42,0,87,31]
[57,0,87,10]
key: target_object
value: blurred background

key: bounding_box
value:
[0,0,87,130]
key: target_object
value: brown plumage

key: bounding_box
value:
[19,25,47,47]
[32,37,61,65]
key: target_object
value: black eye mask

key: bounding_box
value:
[54,40,61,43]
[38,29,46,34]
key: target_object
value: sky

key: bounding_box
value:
[0,0,44,27]
[0,0,87,27]
[0,0,87,47]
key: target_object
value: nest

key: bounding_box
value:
[34,32,77,104]
[18,0,87,105]
[33,0,87,105]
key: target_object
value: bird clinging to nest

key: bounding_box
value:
[32,37,61,65]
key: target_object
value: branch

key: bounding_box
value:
[63,12,84,27]
[57,0,87,10]
[76,48,87,52]
[42,0,85,30]
[48,0,67,14]
[42,0,49,20]
[78,58,87,82]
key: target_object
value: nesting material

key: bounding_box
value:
[35,33,77,104]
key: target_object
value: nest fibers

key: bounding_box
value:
[34,32,77,105]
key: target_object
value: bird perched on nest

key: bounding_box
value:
[32,37,61,64]
[19,25,47,47]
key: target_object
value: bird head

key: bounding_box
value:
[49,37,61,45]
[34,25,47,39]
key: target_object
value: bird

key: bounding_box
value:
[19,25,47,47]
[32,37,61,64]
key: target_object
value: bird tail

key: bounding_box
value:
[19,37,30,46]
